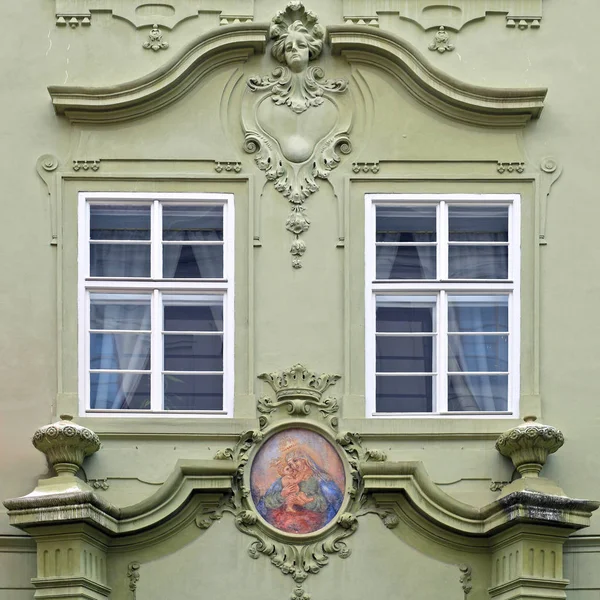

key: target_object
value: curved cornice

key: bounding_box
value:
[6,459,597,543]
[361,461,599,538]
[328,26,547,128]
[48,23,545,128]
[48,24,269,124]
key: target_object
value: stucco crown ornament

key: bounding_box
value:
[259,363,340,401]
[495,415,565,496]
[33,414,101,476]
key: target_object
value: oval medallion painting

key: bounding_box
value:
[251,428,346,535]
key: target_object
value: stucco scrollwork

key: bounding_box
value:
[243,2,352,267]
[202,365,391,600]
[459,564,472,598]
[127,562,140,600]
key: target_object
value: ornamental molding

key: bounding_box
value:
[4,411,600,600]
[428,26,454,53]
[206,364,391,600]
[242,2,352,268]
[47,22,545,131]
[48,25,269,124]
[538,156,563,245]
[328,26,546,127]
[53,0,254,31]
[32,414,101,476]
[342,0,545,32]
[143,24,169,51]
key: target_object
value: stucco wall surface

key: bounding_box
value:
[1,0,599,597]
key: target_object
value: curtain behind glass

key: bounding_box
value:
[90,297,151,409]
[447,297,508,411]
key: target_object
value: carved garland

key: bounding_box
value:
[204,364,394,600]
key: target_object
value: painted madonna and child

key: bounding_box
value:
[250,429,345,534]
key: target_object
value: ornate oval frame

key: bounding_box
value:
[244,420,353,543]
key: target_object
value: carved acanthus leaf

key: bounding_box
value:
[336,432,387,464]
[356,497,400,529]
[248,66,347,114]
[242,1,352,267]
[235,511,358,583]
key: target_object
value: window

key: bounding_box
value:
[366,194,519,416]
[78,192,234,416]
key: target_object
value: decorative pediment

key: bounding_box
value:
[48,23,545,127]
[328,26,546,127]
[48,24,269,123]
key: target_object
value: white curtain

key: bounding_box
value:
[91,297,151,410]
[447,299,507,411]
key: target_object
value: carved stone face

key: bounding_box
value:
[284,30,309,73]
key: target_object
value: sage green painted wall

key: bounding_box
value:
[1,0,599,596]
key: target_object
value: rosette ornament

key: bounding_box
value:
[495,416,565,496]
[33,414,101,476]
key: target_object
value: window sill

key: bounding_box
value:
[75,417,258,440]
[342,417,522,440]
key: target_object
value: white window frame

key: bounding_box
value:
[365,193,520,418]
[78,191,235,418]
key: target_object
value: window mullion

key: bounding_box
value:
[439,201,448,280]
[150,289,162,411]
[151,200,162,280]
[438,289,448,413]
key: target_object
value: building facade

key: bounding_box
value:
[2,1,600,599]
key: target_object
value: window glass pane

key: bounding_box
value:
[164,334,223,371]
[90,205,150,240]
[448,296,508,332]
[449,206,508,241]
[448,246,508,279]
[90,373,151,410]
[376,206,436,243]
[163,205,223,241]
[163,301,223,332]
[164,374,223,410]
[448,375,508,411]
[376,336,434,373]
[376,375,433,412]
[90,333,151,370]
[376,297,436,332]
[448,335,508,372]
[90,244,150,277]
[163,244,223,278]
[376,246,436,279]
[90,294,151,330]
